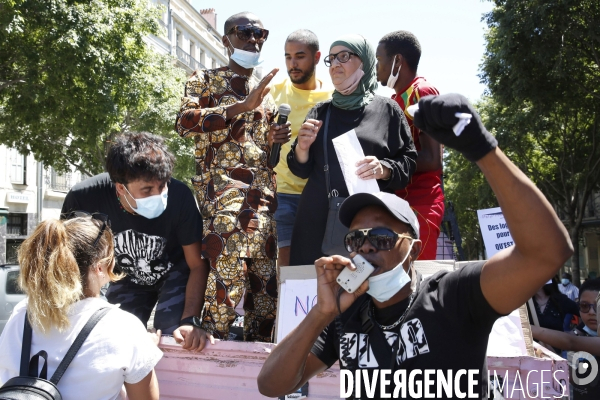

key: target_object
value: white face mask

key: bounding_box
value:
[386,56,401,88]
[122,185,168,219]
[561,278,570,286]
[228,43,263,69]
[367,239,419,303]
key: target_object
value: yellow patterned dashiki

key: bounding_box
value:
[176,67,279,261]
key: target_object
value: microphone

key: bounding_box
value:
[269,103,292,167]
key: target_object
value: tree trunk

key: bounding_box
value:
[569,227,581,287]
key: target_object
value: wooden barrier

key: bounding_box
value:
[156,339,569,399]
[157,337,339,399]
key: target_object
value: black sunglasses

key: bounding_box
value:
[344,227,412,253]
[324,50,359,67]
[64,211,110,247]
[227,25,269,42]
[579,302,597,313]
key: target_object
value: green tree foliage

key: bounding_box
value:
[444,110,495,260]
[475,0,600,283]
[0,0,192,181]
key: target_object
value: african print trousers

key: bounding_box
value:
[201,256,277,342]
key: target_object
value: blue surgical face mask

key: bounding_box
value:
[583,325,598,337]
[367,239,419,303]
[123,185,168,219]
[562,278,570,286]
[228,43,262,69]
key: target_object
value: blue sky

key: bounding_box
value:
[191,0,495,101]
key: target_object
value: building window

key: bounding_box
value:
[212,59,217,69]
[176,30,181,47]
[6,270,23,294]
[9,148,26,185]
[189,41,195,58]
[7,214,26,235]
[47,168,70,192]
[6,240,24,264]
[200,50,206,66]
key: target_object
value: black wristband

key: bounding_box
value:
[179,316,202,328]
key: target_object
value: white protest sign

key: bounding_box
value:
[276,278,317,343]
[477,207,514,258]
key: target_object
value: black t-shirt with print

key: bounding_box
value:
[61,173,203,285]
[311,262,502,399]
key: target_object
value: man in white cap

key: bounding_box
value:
[258,94,574,399]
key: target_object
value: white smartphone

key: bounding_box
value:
[336,254,375,293]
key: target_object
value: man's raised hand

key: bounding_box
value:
[241,68,279,112]
[413,93,498,162]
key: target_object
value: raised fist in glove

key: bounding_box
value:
[413,94,498,162]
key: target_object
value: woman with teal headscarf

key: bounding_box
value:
[287,34,418,266]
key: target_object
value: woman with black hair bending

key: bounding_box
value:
[0,215,162,400]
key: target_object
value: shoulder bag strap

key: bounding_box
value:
[20,312,33,376]
[321,105,334,198]
[49,307,111,384]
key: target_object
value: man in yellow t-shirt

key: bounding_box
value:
[271,30,333,267]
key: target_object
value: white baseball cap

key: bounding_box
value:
[338,192,420,238]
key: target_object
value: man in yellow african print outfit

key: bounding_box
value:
[175,12,291,342]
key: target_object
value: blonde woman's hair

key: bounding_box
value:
[17,216,120,333]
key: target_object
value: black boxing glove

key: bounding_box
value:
[413,93,498,162]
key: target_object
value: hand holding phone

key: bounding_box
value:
[336,254,375,293]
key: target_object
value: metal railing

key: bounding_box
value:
[47,169,71,192]
[176,46,205,71]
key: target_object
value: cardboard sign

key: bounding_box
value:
[276,278,317,343]
[477,207,514,258]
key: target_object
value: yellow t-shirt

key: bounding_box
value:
[271,78,333,194]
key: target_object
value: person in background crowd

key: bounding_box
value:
[175,11,291,342]
[532,282,600,399]
[529,278,579,353]
[560,272,580,301]
[0,216,161,399]
[62,132,212,352]
[258,93,574,399]
[375,30,444,260]
[287,34,417,266]
[271,29,333,267]
[572,278,600,337]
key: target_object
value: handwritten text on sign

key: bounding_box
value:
[276,279,318,343]
[295,296,318,316]
[477,207,514,258]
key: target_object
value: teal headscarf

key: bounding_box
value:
[330,34,378,110]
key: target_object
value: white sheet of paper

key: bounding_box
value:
[486,309,527,357]
[332,130,380,195]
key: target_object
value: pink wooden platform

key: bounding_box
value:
[487,344,569,399]
[157,337,339,399]
[156,339,569,399]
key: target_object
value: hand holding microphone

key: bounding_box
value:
[268,103,292,167]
